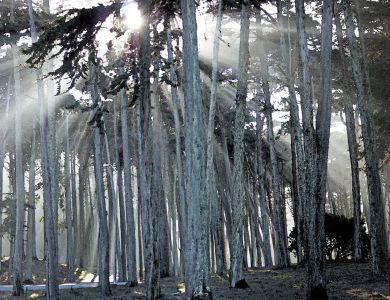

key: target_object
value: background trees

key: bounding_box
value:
[0,0,389,299]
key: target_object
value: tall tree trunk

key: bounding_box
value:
[342,0,388,275]
[230,0,250,288]
[295,0,316,271]
[256,114,273,267]
[64,113,74,281]
[71,152,79,268]
[137,3,160,297]
[112,99,125,281]
[151,77,170,278]
[206,0,223,280]
[309,0,333,298]
[166,23,186,275]
[180,0,209,297]
[257,11,288,268]
[11,0,25,293]
[119,88,137,285]
[91,64,111,296]
[78,149,87,268]
[26,123,36,282]
[277,0,305,264]
[334,11,362,261]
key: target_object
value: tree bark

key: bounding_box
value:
[11,0,25,293]
[334,11,362,261]
[256,114,273,267]
[119,88,137,285]
[342,0,388,275]
[91,63,111,296]
[64,113,75,281]
[230,0,250,288]
[180,0,209,297]
[257,11,288,268]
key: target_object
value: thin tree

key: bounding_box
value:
[11,0,25,294]
[342,0,388,275]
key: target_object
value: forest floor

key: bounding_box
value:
[0,260,389,299]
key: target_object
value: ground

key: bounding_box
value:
[0,260,389,299]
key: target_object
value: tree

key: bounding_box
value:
[180,0,209,297]
[90,62,111,296]
[342,0,388,276]
[230,0,250,289]
[11,0,25,294]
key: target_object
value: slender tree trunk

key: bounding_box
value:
[256,114,273,267]
[151,77,171,278]
[137,4,160,296]
[257,11,288,268]
[11,1,25,292]
[65,113,75,281]
[230,0,250,288]
[71,153,79,268]
[112,99,125,281]
[166,24,186,275]
[91,64,111,296]
[78,150,87,268]
[334,10,363,261]
[277,0,305,264]
[26,123,36,282]
[119,88,137,285]
[342,0,388,275]
[205,0,223,280]
[308,0,333,298]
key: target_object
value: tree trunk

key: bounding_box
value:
[26,123,36,282]
[342,0,388,275]
[310,0,333,298]
[334,10,363,261]
[166,23,186,275]
[91,64,111,296]
[11,1,25,292]
[230,0,250,288]
[65,113,75,281]
[180,0,209,297]
[137,4,160,296]
[257,11,288,268]
[256,114,273,267]
[277,0,305,264]
[205,0,223,281]
[112,99,125,281]
[119,88,137,285]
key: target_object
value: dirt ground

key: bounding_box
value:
[0,260,389,299]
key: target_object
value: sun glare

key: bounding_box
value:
[121,1,143,31]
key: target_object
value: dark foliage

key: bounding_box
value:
[22,2,122,93]
[288,213,370,261]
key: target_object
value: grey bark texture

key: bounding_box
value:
[230,0,250,288]
[11,0,25,293]
[91,64,111,296]
[137,3,160,297]
[257,11,288,269]
[180,0,209,297]
[64,114,75,281]
[120,88,137,285]
[334,11,362,261]
[342,0,388,275]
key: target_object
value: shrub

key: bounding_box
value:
[288,213,370,261]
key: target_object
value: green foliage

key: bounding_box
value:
[288,213,370,261]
